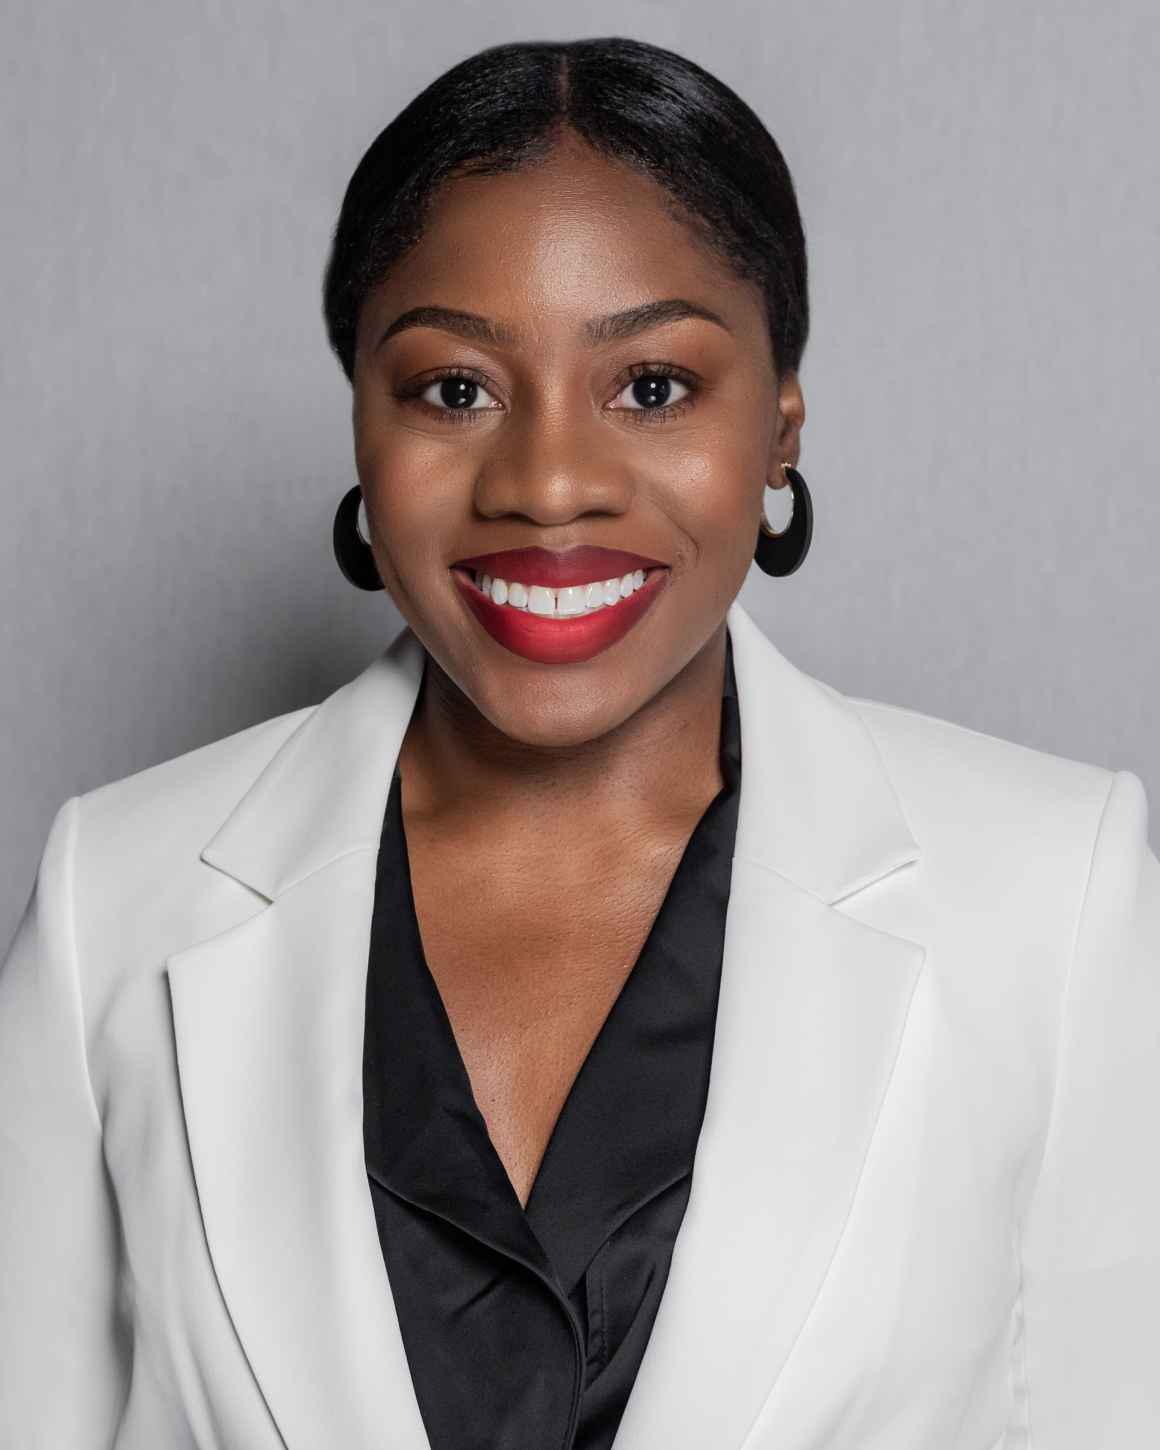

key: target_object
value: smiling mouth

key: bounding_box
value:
[449,561,671,665]
[454,565,666,617]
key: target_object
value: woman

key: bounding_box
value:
[1,34,1157,1450]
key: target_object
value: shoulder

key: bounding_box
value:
[840,685,1126,843]
[74,702,317,869]
[836,686,1156,1115]
[835,684,1148,1026]
[9,702,323,1109]
[60,703,318,968]
[834,685,1152,992]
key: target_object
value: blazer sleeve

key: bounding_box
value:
[0,796,129,1448]
[1016,767,1160,1444]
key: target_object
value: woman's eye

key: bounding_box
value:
[416,374,501,416]
[611,371,693,418]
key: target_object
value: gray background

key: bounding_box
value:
[3,0,1157,945]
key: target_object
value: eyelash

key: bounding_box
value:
[394,361,700,427]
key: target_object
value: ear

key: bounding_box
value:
[768,372,806,486]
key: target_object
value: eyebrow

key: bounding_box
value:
[375,297,732,352]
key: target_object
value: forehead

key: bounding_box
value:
[363,136,761,344]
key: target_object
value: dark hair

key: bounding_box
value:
[322,37,808,384]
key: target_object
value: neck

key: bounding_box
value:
[397,622,729,837]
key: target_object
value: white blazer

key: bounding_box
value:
[2,597,1158,1450]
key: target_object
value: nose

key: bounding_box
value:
[471,408,634,526]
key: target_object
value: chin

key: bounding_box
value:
[474,676,640,751]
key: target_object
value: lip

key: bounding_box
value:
[451,545,668,589]
[451,564,670,666]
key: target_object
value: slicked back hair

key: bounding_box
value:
[322,37,808,384]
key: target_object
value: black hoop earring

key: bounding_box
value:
[753,463,813,577]
[333,485,383,591]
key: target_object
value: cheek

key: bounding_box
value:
[356,429,471,572]
[656,432,762,567]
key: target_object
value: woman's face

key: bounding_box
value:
[352,130,804,748]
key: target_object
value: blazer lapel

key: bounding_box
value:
[613,600,926,1449]
[168,624,433,1450]
[168,598,925,1450]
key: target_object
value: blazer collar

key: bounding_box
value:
[199,596,919,907]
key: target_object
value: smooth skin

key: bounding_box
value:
[351,127,805,1206]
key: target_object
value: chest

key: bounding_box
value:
[403,825,692,1205]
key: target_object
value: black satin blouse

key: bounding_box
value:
[363,632,741,1450]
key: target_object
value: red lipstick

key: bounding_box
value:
[453,545,666,588]
[449,546,671,666]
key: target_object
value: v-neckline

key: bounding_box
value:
[363,630,741,1298]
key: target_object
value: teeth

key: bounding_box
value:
[527,584,556,616]
[472,568,651,616]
